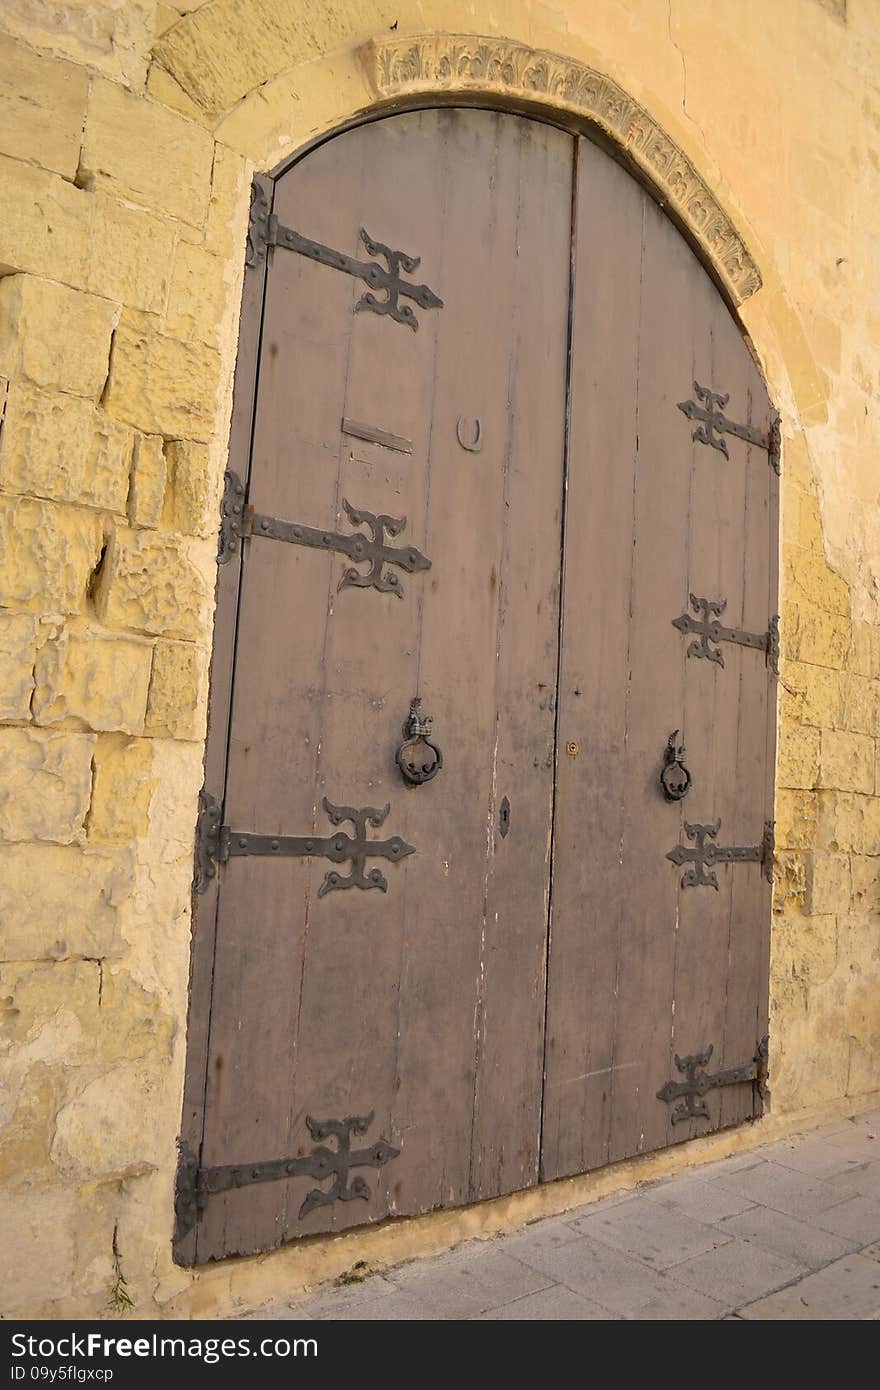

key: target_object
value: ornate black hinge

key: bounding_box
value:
[193,789,223,893]
[175,1111,399,1240]
[218,470,430,597]
[679,382,781,474]
[194,792,414,897]
[667,818,774,889]
[246,182,443,331]
[657,1037,769,1123]
[673,594,780,675]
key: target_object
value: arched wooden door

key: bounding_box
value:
[176,109,778,1265]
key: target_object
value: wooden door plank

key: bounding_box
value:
[281,109,445,1239]
[716,348,777,1130]
[601,191,699,1166]
[670,285,754,1146]
[541,134,776,1178]
[175,176,271,1266]
[196,110,569,1259]
[468,117,572,1199]
[540,139,644,1180]
[196,136,365,1258]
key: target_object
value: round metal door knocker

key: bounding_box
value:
[396,697,443,786]
[660,730,692,801]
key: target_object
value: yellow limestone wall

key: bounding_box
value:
[0,0,878,1319]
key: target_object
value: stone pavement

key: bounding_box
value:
[245,1108,880,1320]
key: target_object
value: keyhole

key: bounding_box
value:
[499,796,511,838]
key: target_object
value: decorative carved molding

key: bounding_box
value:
[361,33,762,305]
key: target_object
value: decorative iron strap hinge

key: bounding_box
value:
[656,1037,769,1123]
[667,818,774,890]
[246,181,443,331]
[194,790,414,897]
[673,594,780,675]
[175,1112,399,1240]
[679,381,781,474]
[218,470,431,597]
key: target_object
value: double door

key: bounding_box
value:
[177,108,777,1265]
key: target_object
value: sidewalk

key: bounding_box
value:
[243,1107,880,1320]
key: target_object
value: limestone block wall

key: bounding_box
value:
[0,0,877,1320]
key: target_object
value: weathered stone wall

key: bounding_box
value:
[0,0,877,1319]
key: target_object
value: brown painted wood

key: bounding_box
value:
[174,176,272,1266]
[194,111,570,1261]
[182,110,777,1265]
[670,261,752,1147]
[539,141,647,1178]
[541,135,775,1180]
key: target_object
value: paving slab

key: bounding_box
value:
[810,1116,867,1139]
[821,1127,880,1165]
[497,1212,597,1262]
[737,1252,880,1320]
[644,1173,757,1224]
[385,1244,552,1318]
[474,1285,616,1320]
[569,1193,731,1269]
[758,1134,867,1181]
[710,1158,852,1220]
[510,1232,727,1319]
[309,1289,434,1321]
[827,1160,880,1200]
[244,1273,405,1322]
[807,1194,880,1243]
[717,1205,857,1269]
[697,1152,768,1179]
[666,1236,806,1307]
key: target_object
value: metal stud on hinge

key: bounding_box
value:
[245,178,443,331]
[656,1036,770,1123]
[217,470,431,597]
[193,793,415,898]
[174,1112,400,1240]
[678,381,781,474]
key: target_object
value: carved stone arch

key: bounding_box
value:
[259,33,761,310]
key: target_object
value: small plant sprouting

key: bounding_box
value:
[335,1259,371,1286]
[107,1223,134,1316]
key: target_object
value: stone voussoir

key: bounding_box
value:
[80,77,214,228]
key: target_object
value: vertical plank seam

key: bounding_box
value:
[392,111,449,1213]
[665,250,697,1151]
[537,135,579,1181]
[720,384,752,1126]
[283,164,365,1243]
[467,120,521,1201]
[605,194,648,1166]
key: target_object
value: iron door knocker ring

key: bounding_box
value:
[396,698,443,786]
[661,730,692,801]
